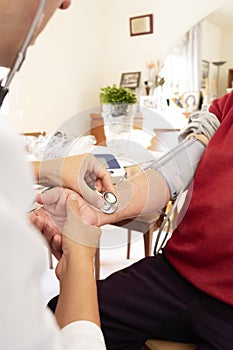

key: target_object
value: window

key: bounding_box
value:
[161,35,188,97]
[161,23,202,98]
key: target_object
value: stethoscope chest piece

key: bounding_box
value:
[100,191,118,214]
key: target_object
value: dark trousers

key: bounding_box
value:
[48,254,233,350]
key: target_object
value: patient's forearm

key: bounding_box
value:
[101,169,170,224]
[98,134,208,225]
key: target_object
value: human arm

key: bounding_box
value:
[31,103,220,217]
[29,187,100,256]
[2,198,105,350]
[55,227,101,329]
[31,191,103,330]
[51,193,102,330]
[30,111,219,249]
[29,135,210,236]
[28,133,207,258]
[31,152,115,208]
[1,123,106,349]
[97,133,210,224]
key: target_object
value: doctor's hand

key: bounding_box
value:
[33,153,115,209]
[29,187,104,259]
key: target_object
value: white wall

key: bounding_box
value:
[8,0,232,133]
[14,0,107,133]
[102,0,230,86]
[202,14,233,97]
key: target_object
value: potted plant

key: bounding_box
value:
[99,84,137,141]
[99,84,137,104]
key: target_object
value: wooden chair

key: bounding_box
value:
[144,340,197,350]
[116,211,166,259]
[22,131,46,137]
[94,210,166,280]
[92,124,196,348]
[93,126,181,278]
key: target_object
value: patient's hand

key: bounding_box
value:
[29,206,63,260]
[29,187,104,258]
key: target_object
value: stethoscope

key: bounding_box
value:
[153,189,184,255]
[91,187,118,214]
[29,186,118,215]
[2,0,118,215]
[96,186,183,252]
[0,0,48,107]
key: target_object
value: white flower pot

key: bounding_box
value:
[102,103,136,141]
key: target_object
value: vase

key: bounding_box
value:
[102,103,136,142]
[145,86,151,96]
[153,85,167,110]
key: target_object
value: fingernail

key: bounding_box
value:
[52,243,59,250]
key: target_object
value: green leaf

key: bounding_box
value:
[99,84,137,104]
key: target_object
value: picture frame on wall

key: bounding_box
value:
[182,91,201,111]
[129,14,153,36]
[140,96,155,108]
[120,71,141,89]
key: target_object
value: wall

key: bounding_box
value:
[102,0,230,87]
[13,0,107,133]
[202,5,233,97]
[8,0,231,133]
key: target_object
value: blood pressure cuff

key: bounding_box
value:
[178,111,220,141]
[148,137,205,199]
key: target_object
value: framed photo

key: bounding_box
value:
[120,71,141,89]
[130,14,153,36]
[182,91,201,112]
[140,96,155,108]
[201,60,210,89]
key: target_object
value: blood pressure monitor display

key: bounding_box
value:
[94,153,125,183]
[95,154,121,169]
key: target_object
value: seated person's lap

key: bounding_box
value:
[48,254,233,350]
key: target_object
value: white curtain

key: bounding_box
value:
[161,22,202,97]
[185,22,202,91]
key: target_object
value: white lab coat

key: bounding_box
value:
[0,118,106,350]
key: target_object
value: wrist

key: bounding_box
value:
[57,244,95,281]
[36,158,63,187]
[107,177,144,222]
[63,233,97,260]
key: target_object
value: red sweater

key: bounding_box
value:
[165,91,233,306]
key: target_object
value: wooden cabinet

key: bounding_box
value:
[90,112,143,145]
[90,113,106,145]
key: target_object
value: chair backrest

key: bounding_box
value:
[146,339,197,350]
[22,131,46,137]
